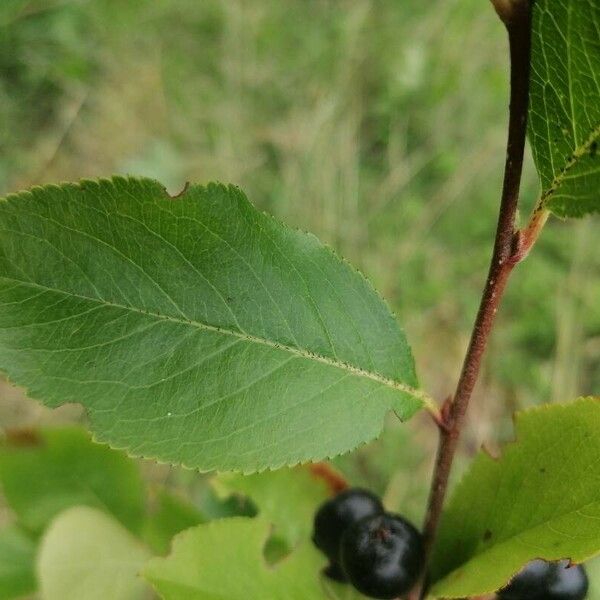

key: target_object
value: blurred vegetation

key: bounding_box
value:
[0,0,598,543]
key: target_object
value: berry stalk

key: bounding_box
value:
[409,3,536,598]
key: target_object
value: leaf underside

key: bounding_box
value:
[529,0,600,217]
[430,397,600,598]
[0,177,420,472]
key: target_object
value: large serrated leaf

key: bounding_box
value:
[0,177,422,471]
[529,0,600,217]
[430,397,600,598]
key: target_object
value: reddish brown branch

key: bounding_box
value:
[409,3,535,598]
[309,462,349,495]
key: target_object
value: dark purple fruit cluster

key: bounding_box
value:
[312,488,424,599]
[312,489,590,599]
[498,559,588,600]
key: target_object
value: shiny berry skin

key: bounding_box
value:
[498,559,588,600]
[312,488,384,566]
[339,513,424,599]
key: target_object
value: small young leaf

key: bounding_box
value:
[213,466,331,547]
[0,177,422,472]
[529,0,600,217]
[144,517,358,600]
[430,397,600,598]
[0,525,36,599]
[0,427,145,534]
[37,506,151,600]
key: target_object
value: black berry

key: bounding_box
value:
[312,488,383,579]
[312,488,384,561]
[498,559,588,600]
[339,513,424,599]
[323,562,347,583]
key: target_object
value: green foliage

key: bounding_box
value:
[3,0,599,409]
[589,556,600,598]
[144,518,333,600]
[0,425,208,596]
[0,525,36,599]
[214,467,330,547]
[192,484,257,522]
[37,506,151,600]
[145,463,371,599]
[0,1,599,598]
[430,397,600,598]
[0,176,422,472]
[0,427,145,534]
[529,0,600,217]
[142,490,204,555]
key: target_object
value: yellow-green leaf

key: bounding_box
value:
[144,517,364,600]
[431,397,600,598]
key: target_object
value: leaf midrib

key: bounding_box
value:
[534,0,600,211]
[0,275,425,401]
[541,122,600,203]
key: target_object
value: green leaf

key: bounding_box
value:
[37,506,151,600]
[588,555,600,598]
[144,517,361,600]
[529,0,600,217]
[197,485,257,521]
[0,525,36,599]
[213,466,331,547]
[142,490,205,554]
[0,427,145,534]
[145,468,366,599]
[0,177,422,472]
[430,397,600,598]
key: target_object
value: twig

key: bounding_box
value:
[408,3,537,598]
[309,462,349,495]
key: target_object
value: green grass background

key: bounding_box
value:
[0,0,599,591]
